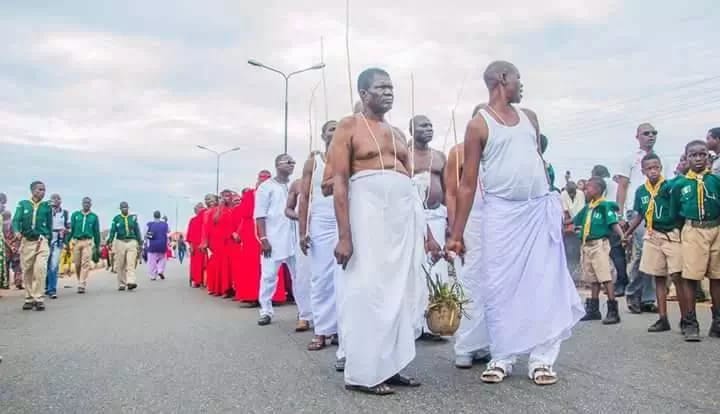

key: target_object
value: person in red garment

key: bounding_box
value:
[200,193,222,295]
[234,171,286,305]
[213,190,235,298]
[186,202,206,288]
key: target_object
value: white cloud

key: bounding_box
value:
[0,0,717,200]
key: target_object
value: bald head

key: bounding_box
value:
[483,61,519,90]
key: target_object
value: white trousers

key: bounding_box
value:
[259,255,296,317]
[490,337,562,376]
[294,252,313,321]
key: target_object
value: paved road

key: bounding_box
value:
[1,262,719,413]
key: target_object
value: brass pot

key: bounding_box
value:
[425,302,461,336]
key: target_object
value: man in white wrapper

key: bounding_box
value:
[284,178,313,332]
[298,120,340,352]
[330,67,440,396]
[447,61,584,386]
[408,114,450,341]
[255,153,299,326]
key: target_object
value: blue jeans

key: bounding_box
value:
[625,211,656,304]
[46,239,64,295]
[178,250,185,264]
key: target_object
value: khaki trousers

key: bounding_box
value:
[114,239,138,287]
[20,237,50,303]
[73,239,94,288]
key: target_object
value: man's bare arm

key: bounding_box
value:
[616,176,629,215]
[444,148,459,230]
[331,117,355,242]
[297,156,315,238]
[284,180,300,221]
[449,117,487,241]
[256,218,267,239]
[437,150,448,205]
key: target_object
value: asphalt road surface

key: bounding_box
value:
[1,261,719,413]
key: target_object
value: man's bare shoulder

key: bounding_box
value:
[337,114,357,130]
[467,114,489,137]
[432,148,447,163]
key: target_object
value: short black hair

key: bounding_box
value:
[591,165,610,178]
[685,139,707,154]
[641,152,662,167]
[321,120,336,134]
[274,153,289,164]
[588,176,607,193]
[709,127,720,139]
[539,134,548,154]
[153,210,161,219]
[30,181,44,191]
[357,68,389,92]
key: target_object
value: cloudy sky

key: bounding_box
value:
[1,0,717,229]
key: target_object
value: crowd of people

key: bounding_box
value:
[0,190,187,302]
[4,60,719,396]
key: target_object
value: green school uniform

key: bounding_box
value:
[107,214,142,243]
[68,211,101,248]
[671,173,720,221]
[573,200,620,242]
[11,199,52,242]
[633,180,682,232]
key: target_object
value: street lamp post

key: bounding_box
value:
[247,59,325,153]
[196,145,243,195]
[170,196,192,233]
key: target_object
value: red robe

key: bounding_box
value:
[216,206,235,296]
[186,210,206,287]
[203,207,228,296]
[234,189,286,302]
[217,205,238,297]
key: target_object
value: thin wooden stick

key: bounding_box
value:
[442,71,471,152]
[321,36,329,121]
[410,72,415,177]
[345,0,353,112]
[308,81,321,152]
[452,109,460,187]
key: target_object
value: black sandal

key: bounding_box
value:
[345,383,395,395]
[385,374,421,387]
[307,336,326,351]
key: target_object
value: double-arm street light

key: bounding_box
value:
[196,145,242,195]
[247,59,325,153]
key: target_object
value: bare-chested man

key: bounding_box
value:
[447,61,583,385]
[330,67,440,395]
[409,115,449,341]
[285,178,313,331]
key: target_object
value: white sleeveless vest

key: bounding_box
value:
[478,108,548,201]
[310,153,334,217]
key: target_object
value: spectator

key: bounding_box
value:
[616,123,658,313]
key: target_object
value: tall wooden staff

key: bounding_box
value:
[442,72,470,152]
[321,36,329,121]
[410,72,416,177]
[345,0,353,112]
